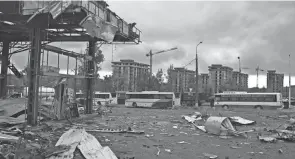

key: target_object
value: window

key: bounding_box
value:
[94,94,110,98]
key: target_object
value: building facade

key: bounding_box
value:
[232,71,249,90]
[267,70,284,93]
[112,59,149,91]
[208,64,233,93]
[200,73,211,94]
[170,67,195,92]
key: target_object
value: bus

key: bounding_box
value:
[94,92,114,106]
[125,91,180,109]
[214,92,283,109]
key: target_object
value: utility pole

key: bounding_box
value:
[289,54,291,108]
[195,41,203,107]
[238,56,241,91]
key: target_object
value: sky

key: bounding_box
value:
[8,1,295,88]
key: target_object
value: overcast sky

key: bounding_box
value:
[10,1,295,88]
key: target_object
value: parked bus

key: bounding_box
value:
[214,92,283,109]
[125,91,180,109]
[94,92,114,106]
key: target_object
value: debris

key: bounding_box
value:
[0,133,19,143]
[177,141,190,144]
[172,125,178,129]
[204,116,247,137]
[203,152,218,159]
[278,149,283,154]
[47,127,118,159]
[258,136,277,143]
[87,128,144,134]
[156,147,160,156]
[179,132,188,135]
[170,120,183,124]
[229,116,256,125]
[145,134,154,138]
[230,145,242,149]
[164,149,171,153]
[195,125,206,132]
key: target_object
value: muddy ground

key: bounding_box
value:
[68,105,295,159]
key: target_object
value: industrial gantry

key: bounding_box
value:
[0,0,141,125]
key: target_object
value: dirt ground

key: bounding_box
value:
[69,105,295,159]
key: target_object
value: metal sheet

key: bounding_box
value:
[204,116,236,135]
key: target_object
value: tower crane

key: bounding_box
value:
[240,66,264,88]
[146,47,178,76]
[255,65,264,88]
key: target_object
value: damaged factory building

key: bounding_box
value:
[0,0,141,158]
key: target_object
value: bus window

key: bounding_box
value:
[94,94,110,99]
[159,94,173,99]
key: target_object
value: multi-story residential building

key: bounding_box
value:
[208,64,233,93]
[112,59,149,91]
[170,67,195,92]
[200,73,210,94]
[267,70,284,93]
[232,71,249,90]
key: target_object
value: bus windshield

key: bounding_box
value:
[126,94,173,99]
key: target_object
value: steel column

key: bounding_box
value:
[27,28,42,126]
[0,41,9,98]
[85,40,95,114]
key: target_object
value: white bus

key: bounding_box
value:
[94,92,114,106]
[125,91,180,109]
[214,92,283,109]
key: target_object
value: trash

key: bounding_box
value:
[203,152,218,159]
[278,149,283,154]
[177,141,190,144]
[258,136,277,143]
[229,116,256,125]
[172,125,178,129]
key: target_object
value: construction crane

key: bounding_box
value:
[241,66,264,88]
[146,47,178,76]
[255,65,264,88]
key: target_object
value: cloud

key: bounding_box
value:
[7,1,295,87]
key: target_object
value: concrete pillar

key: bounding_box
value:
[85,40,95,114]
[0,41,10,98]
[27,28,41,126]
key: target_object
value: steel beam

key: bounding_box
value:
[27,28,41,126]
[85,40,95,114]
[0,41,9,97]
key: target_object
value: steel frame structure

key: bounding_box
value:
[0,1,141,126]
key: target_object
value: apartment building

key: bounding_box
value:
[170,67,195,92]
[232,71,249,90]
[112,59,149,91]
[200,73,210,94]
[267,70,284,93]
[208,64,233,93]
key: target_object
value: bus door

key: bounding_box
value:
[111,92,117,104]
[174,93,181,106]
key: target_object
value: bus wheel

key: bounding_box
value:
[132,102,137,107]
[97,101,102,106]
[222,105,229,110]
[255,105,263,110]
